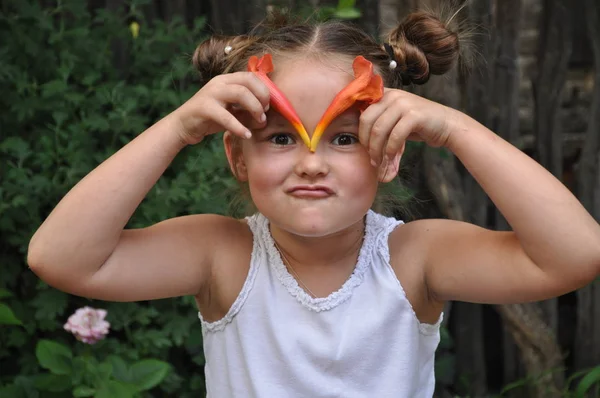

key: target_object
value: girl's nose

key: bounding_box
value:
[293,147,330,178]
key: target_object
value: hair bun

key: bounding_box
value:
[387,11,460,85]
[192,35,254,84]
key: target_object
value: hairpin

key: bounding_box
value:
[383,43,396,69]
[383,42,411,85]
[224,45,233,55]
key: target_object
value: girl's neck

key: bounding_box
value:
[269,216,366,271]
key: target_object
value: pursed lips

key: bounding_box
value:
[287,185,335,199]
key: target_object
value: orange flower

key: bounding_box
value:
[248,54,311,148]
[309,56,383,152]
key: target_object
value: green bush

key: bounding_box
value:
[0,1,234,396]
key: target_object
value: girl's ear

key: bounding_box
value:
[378,143,405,183]
[223,131,249,181]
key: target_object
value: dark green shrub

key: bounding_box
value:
[0,1,233,396]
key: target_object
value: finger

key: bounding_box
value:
[384,117,416,161]
[217,85,266,125]
[367,110,403,166]
[378,156,394,183]
[209,104,252,139]
[232,108,265,131]
[222,72,270,110]
[358,100,389,148]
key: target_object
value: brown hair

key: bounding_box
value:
[192,10,460,88]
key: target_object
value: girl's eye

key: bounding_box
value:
[269,133,295,146]
[332,133,358,146]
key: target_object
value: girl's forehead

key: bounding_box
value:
[270,55,355,85]
[268,56,355,120]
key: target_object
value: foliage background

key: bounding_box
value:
[1,0,599,397]
[0,1,231,396]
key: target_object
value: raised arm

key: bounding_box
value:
[27,72,269,301]
[360,88,600,305]
[421,114,600,304]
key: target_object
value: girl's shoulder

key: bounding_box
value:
[191,213,254,280]
[194,213,254,322]
[387,218,445,324]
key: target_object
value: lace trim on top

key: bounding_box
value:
[198,215,263,333]
[261,210,384,312]
[376,214,443,335]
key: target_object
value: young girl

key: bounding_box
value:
[28,10,600,398]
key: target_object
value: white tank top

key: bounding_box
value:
[199,210,442,397]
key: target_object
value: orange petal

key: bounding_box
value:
[248,55,311,148]
[309,56,383,152]
[248,53,274,74]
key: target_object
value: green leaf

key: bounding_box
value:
[81,72,101,86]
[33,373,72,392]
[0,288,13,299]
[0,137,30,159]
[35,339,73,375]
[338,0,356,9]
[41,80,68,97]
[0,385,20,398]
[129,359,171,391]
[52,111,68,126]
[96,361,113,382]
[575,365,600,398]
[31,289,68,321]
[13,375,40,398]
[0,303,22,325]
[95,380,137,398]
[333,7,362,19]
[499,376,530,394]
[107,355,129,381]
[72,386,96,397]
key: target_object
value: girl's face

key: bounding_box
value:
[228,57,382,237]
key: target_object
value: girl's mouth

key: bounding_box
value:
[287,185,334,199]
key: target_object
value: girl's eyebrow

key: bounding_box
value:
[330,113,359,127]
[264,111,358,129]
[269,117,289,127]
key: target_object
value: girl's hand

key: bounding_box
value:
[171,72,270,145]
[358,88,462,165]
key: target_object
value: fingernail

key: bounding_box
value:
[260,113,266,123]
[371,159,377,167]
[264,104,270,112]
[245,130,252,139]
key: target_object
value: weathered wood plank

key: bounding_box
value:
[533,0,571,181]
[575,0,600,376]
[460,1,494,393]
[531,2,572,363]
[207,0,266,34]
[492,0,522,145]
[356,0,380,39]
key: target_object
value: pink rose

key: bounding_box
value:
[64,306,110,344]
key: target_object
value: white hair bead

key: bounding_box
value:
[224,45,233,55]
[389,60,398,70]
